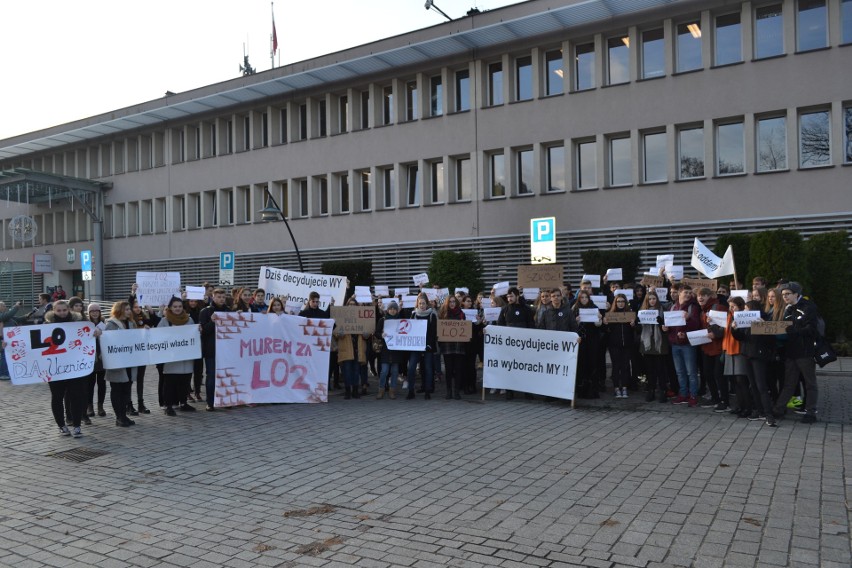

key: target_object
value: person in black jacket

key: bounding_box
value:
[496,287,534,400]
[733,301,778,427]
[604,294,635,399]
[299,291,331,318]
[772,282,819,423]
[198,288,232,411]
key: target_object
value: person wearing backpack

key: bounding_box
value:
[772,282,819,424]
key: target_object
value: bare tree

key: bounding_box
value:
[758,122,787,171]
[800,112,830,167]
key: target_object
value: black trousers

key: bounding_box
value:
[608,345,631,389]
[86,370,107,408]
[163,373,192,407]
[50,377,86,428]
[643,354,668,392]
[443,353,464,395]
[700,353,725,404]
[109,381,131,421]
[744,358,774,416]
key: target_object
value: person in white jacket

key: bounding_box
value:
[157,297,198,416]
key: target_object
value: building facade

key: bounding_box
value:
[1,0,850,301]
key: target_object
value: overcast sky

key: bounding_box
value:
[0,0,521,141]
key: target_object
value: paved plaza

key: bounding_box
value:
[1,369,850,568]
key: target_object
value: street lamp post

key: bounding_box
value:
[259,190,304,272]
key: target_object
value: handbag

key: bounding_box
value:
[813,336,837,368]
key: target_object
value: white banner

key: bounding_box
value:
[383,319,427,351]
[483,326,579,400]
[214,312,332,406]
[691,238,734,279]
[136,271,181,306]
[5,322,97,385]
[258,266,346,311]
[99,325,201,369]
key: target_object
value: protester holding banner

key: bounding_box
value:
[129,301,159,415]
[0,301,22,380]
[696,288,727,412]
[438,295,466,400]
[182,297,205,402]
[83,303,108,418]
[103,301,138,427]
[377,301,404,399]
[157,297,198,416]
[232,288,253,312]
[496,287,535,400]
[336,300,369,400]
[603,294,635,399]
[199,289,231,411]
[723,297,752,418]
[571,290,602,399]
[406,295,438,400]
[663,286,701,407]
[732,301,778,426]
[40,301,87,437]
[299,291,330,318]
[462,295,482,394]
[266,297,286,315]
[638,291,669,402]
[251,289,268,313]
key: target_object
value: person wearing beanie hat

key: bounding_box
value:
[87,302,102,314]
[772,282,820,423]
[376,301,404,399]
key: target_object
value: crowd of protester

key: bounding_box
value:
[0,271,827,438]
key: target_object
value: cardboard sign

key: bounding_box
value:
[641,275,664,287]
[751,320,788,335]
[438,319,472,342]
[682,277,718,292]
[330,306,376,334]
[517,264,564,289]
[605,311,635,324]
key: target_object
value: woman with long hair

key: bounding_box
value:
[571,290,602,399]
[129,301,158,414]
[438,295,466,400]
[376,300,404,399]
[604,293,635,399]
[733,300,777,426]
[84,303,108,418]
[638,291,669,402]
[335,296,369,400]
[104,301,138,427]
[461,295,482,394]
[406,294,438,400]
[723,296,752,418]
[232,287,253,312]
[157,297,198,416]
[43,300,87,437]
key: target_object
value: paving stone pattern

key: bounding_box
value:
[0,370,850,567]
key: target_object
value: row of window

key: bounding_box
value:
[4,1,851,180]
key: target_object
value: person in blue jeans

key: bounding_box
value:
[662,286,701,406]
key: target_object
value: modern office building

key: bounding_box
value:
[1,0,850,302]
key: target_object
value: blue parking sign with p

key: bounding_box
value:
[220,252,234,270]
[80,250,92,271]
[532,218,555,242]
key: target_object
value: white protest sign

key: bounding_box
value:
[402,295,419,309]
[638,310,660,325]
[480,297,492,308]
[730,289,749,301]
[483,307,501,322]
[605,268,623,281]
[590,295,608,309]
[708,310,728,327]
[380,298,396,310]
[258,266,346,311]
[687,330,712,346]
[579,308,600,323]
[483,326,579,400]
[383,319,427,351]
[355,295,373,304]
[734,310,761,328]
[664,311,686,327]
[493,282,510,297]
[613,289,633,301]
[656,254,674,270]
[394,287,410,297]
[213,312,332,405]
[136,272,181,306]
[285,300,303,315]
[454,287,469,295]
[186,286,206,300]
[412,273,429,286]
[664,265,684,280]
[523,287,540,299]
[100,325,200,369]
[655,287,669,301]
[355,286,372,297]
[374,285,390,297]
[437,288,450,300]
[462,309,478,321]
[582,274,601,288]
[423,289,438,301]
[5,322,96,385]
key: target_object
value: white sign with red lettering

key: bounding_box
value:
[5,322,96,385]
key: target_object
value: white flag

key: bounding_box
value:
[690,238,735,278]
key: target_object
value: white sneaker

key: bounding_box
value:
[402,380,409,390]
[72,427,82,438]
[621,388,628,398]
[59,426,70,436]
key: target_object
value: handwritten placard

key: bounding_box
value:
[186,286,206,300]
[590,295,608,310]
[578,308,600,323]
[641,275,665,287]
[733,310,761,328]
[330,306,376,334]
[582,274,601,288]
[687,330,712,346]
[374,285,390,297]
[605,311,635,324]
[462,309,478,321]
[664,265,684,280]
[517,264,564,289]
[438,319,472,342]
[523,287,540,299]
[483,307,501,322]
[136,271,181,306]
[751,320,788,335]
[612,289,633,301]
[394,287,410,297]
[707,310,728,327]
[493,282,510,297]
[664,311,686,327]
[412,273,429,286]
[605,268,622,281]
[401,295,419,309]
[638,310,660,325]
[681,277,718,292]
[730,290,749,301]
[454,287,469,295]
[655,287,669,301]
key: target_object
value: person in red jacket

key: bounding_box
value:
[662,286,701,406]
